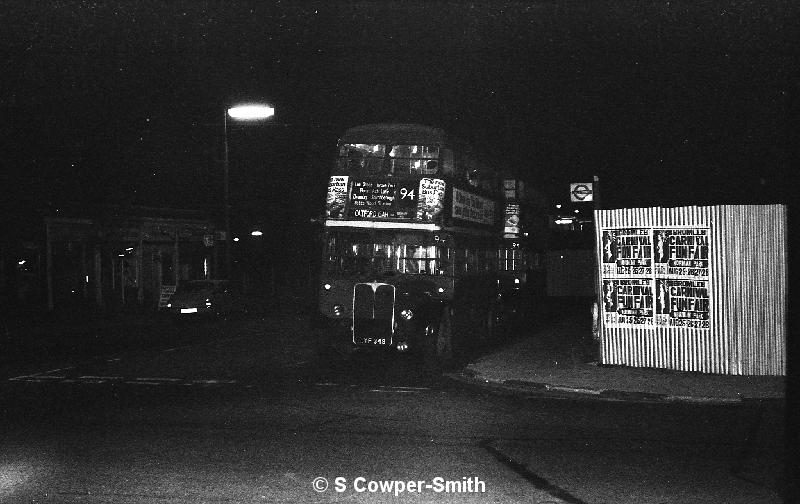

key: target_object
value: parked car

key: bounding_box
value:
[164,280,235,318]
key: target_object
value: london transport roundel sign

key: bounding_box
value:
[570,182,594,202]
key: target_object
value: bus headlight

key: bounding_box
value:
[332,304,344,316]
[400,309,414,320]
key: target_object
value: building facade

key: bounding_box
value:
[2,207,222,312]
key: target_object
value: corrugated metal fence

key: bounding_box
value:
[595,205,786,376]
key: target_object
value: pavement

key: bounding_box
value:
[452,314,786,404]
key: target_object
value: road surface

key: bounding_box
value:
[0,317,785,503]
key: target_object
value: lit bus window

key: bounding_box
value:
[325,234,451,276]
[399,244,439,275]
[338,143,386,174]
[499,248,526,272]
[388,145,440,175]
[452,248,500,274]
[372,243,392,274]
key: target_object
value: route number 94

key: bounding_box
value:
[399,188,416,200]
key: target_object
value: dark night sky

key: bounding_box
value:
[0,1,794,232]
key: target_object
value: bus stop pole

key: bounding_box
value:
[223,110,232,279]
[592,175,602,359]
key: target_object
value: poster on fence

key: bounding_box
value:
[653,228,709,277]
[601,228,652,276]
[602,278,654,326]
[655,278,710,329]
[600,227,710,329]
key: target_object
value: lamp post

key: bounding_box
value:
[222,104,275,278]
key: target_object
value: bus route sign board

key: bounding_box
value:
[349,180,401,219]
[326,176,447,222]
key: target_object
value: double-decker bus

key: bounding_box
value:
[318,123,527,366]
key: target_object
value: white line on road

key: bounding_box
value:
[378,386,430,391]
[665,395,741,404]
[9,373,246,388]
[545,385,602,395]
[160,344,195,353]
[42,367,75,374]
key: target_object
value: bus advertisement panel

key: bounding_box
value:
[326,175,349,218]
[452,187,495,225]
[416,178,446,222]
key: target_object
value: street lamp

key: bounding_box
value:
[223,103,275,278]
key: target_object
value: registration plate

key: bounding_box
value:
[356,337,389,346]
[180,308,198,314]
